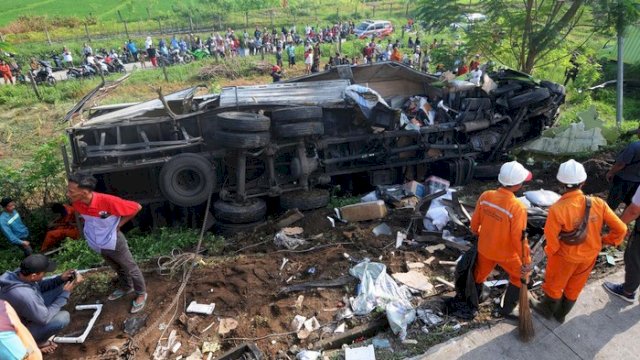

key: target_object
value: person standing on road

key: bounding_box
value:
[62,47,73,68]
[127,40,139,63]
[606,126,640,211]
[603,184,640,302]
[147,43,158,68]
[286,42,296,68]
[471,161,532,318]
[533,160,626,322]
[0,198,32,257]
[66,174,147,314]
[390,44,402,62]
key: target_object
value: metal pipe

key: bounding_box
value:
[616,24,624,126]
[296,140,309,190]
[236,151,246,201]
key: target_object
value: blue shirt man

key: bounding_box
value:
[0,198,32,257]
[607,131,640,210]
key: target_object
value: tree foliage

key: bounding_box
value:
[416,0,638,74]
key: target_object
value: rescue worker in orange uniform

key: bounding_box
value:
[472,161,532,317]
[40,203,80,252]
[533,159,626,322]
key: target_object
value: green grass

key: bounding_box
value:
[0,227,225,274]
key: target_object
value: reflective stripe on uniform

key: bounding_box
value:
[6,213,19,225]
[480,200,513,218]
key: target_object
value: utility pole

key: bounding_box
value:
[616,0,624,127]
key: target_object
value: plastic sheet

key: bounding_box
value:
[297,351,321,360]
[424,189,455,230]
[349,261,415,339]
[344,85,391,120]
[524,190,561,207]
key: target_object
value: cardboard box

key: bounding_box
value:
[339,200,388,222]
[404,180,426,198]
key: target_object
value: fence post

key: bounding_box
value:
[118,10,130,39]
[372,5,376,17]
[389,3,392,15]
[405,2,409,16]
[160,59,169,82]
[189,15,194,33]
[84,23,91,42]
[27,70,42,101]
[44,22,52,46]
[157,18,162,34]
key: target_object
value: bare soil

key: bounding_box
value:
[48,158,618,359]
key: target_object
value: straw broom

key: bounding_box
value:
[518,231,535,342]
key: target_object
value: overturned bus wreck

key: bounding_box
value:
[64,62,565,230]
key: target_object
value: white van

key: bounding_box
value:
[353,20,394,39]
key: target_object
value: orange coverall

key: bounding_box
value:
[543,190,626,300]
[41,204,80,252]
[471,188,530,287]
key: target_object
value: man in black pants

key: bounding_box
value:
[603,185,640,302]
[606,126,640,211]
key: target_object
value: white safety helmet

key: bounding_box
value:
[498,161,532,186]
[556,159,587,185]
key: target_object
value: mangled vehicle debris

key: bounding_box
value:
[64,62,564,229]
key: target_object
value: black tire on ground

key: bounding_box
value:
[213,198,267,224]
[275,122,324,138]
[216,130,270,149]
[218,112,271,132]
[46,76,56,86]
[159,153,215,207]
[270,106,323,123]
[507,88,550,109]
[280,189,331,211]
[215,220,266,237]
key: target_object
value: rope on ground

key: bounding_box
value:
[122,189,214,358]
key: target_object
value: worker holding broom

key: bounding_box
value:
[533,159,626,322]
[471,161,532,318]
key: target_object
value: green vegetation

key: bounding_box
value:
[0,227,225,274]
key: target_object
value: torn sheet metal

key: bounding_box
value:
[220,80,349,107]
[79,87,201,126]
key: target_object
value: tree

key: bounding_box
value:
[416,0,626,74]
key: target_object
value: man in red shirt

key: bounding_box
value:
[66,174,147,314]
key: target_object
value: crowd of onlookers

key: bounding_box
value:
[1,19,492,88]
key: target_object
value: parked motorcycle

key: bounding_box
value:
[50,54,65,71]
[32,60,56,86]
[158,49,192,66]
[67,64,96,79]
[188,48,209,61]
[104,55,126,73]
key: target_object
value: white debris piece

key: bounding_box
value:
[345,344,376,360]
[392,271,435,293]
